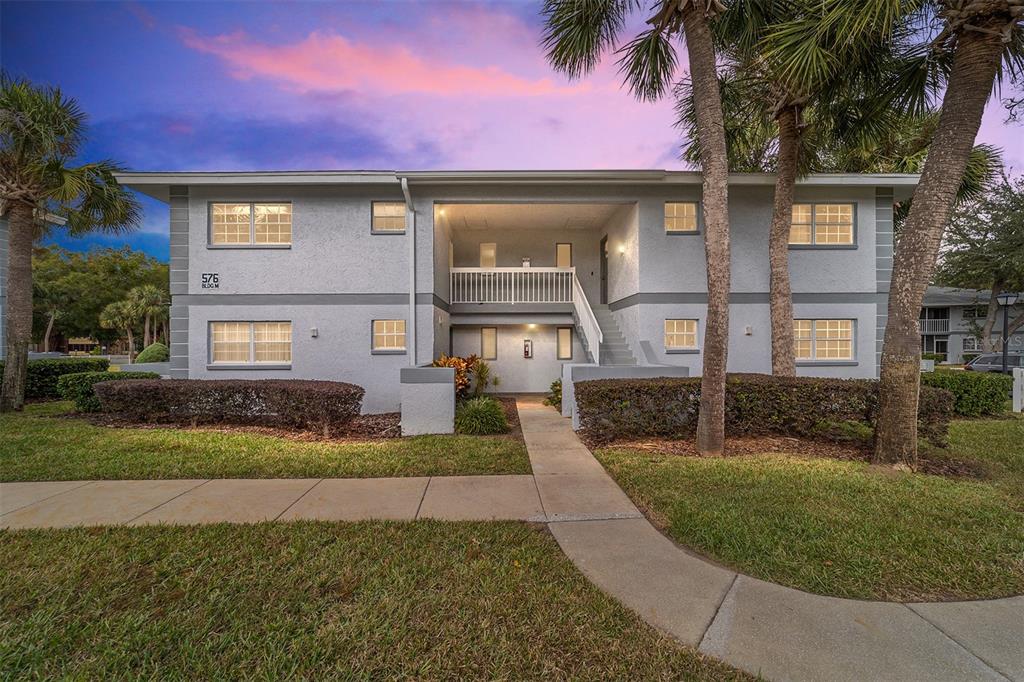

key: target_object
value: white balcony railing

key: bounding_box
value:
[450,267,575,304]
[919,319,950,334]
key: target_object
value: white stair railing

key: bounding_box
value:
[571,274,602,365]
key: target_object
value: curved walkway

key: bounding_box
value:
[514,397,1023,682]
[3,398,1021,681]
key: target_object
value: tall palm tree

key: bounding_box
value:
[0,74,140,410]
[127,284,165,348]
[764,0,1023,467]
[99,300,138,362]
[542,0,733,455]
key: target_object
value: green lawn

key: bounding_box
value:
[1,402,530,481]
[0,521,747,680]
[596,416,1024,601]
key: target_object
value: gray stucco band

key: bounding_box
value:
[400,367,455,384]
[609,292,887,310]
[415,293,449,311]
[175,293,410,305]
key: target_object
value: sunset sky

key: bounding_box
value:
[3,0,1021,260]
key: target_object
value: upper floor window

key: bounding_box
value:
[789,203,854,246]
[962,305,989,320]
[664,319,698,351]
[664,202,699,233]
[210,203,292,246]
[794,319,853,361]
[372,319,406,353]
[210,321,292,365]
[372,201,406,233]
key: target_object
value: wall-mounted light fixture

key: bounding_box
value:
[527,323,537,330]
[310,327,319,338]
[618,244,626,254]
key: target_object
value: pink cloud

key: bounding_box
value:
[179,27,589,98]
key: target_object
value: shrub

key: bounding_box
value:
[57,371,161,412]
[95,379,364,436]
[134,342,169,363]
[921,371,1011,417]
[921,352,945,362]
[0,357,110,400]
[470,358,500,396]
[574,374,953,446]
[455,396,509,435]
[432,354,478,398]
[544,379,562,410]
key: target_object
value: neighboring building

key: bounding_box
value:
[118,170,915,413]
[921,286,1024,364]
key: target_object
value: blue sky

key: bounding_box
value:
[3,0,1021,262]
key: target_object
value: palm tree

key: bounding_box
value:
[0,74,140,410]
[128,284,165,348]
[99,300,138,362]
[764,0,1023,467]
[542,0,733,455]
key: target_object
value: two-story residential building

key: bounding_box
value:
[921,286,1024,364]
[117,170,916,413]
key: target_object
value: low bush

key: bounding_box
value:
[134,342,169,363]
[921,371,1011,417]
[431,354,478,398]
[544,379,562,411]
[921,352,945,362]
[0,357,110,400]
[95,379,364,436]
[455,396,509,435]
[574,374,953,446]
[57,371,161,412]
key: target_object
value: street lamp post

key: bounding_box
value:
[996,292,1020,374]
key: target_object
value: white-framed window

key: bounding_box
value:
[962,305,989,320]
[210,202,292,246]
[962,336,980,352]
[372,319,406,352]
[789,204,854,245]
[794,319,854,360]
[210,321,292,365]
[371,201,406,233]
[664,202,699,233]
[664,319,698,350]
[480,242,496,268]
[557,327,573,360]
[481,327,497,360]
[556,243,572,268]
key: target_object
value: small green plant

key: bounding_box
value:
[921,352,945,362]
[455,396,509,435]
[544,379,562,410]
[471,358,501,396]
[57,371,160,412]
[134,342,169,363]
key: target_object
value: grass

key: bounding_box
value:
[0,521,748,680]
[1,402,530,481]
[596,416,1024,602]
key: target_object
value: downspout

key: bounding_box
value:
[402,177,417,366]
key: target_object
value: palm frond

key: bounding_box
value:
[616,28,678,101]
[541,0,636,79]
[48,161,142,235]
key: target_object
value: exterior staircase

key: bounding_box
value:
[590,304,637,366]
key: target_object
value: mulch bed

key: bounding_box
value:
[492,396,523,440]
[594,434,988,480]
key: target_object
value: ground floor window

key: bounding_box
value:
[794,319,853,360]
[210,321,292,364]
[962,335,980,352]
[557,327,573,360]
[481,327,497,359]
[372,319,407,352]
[664,319,698,351]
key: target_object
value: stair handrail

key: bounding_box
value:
[571,274,603,365]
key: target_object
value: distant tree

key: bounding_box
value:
[0,74,140,410]
[99,300,138,361]
[935,177,1024,350]
[127,284,165,348]
[31,247,76,351]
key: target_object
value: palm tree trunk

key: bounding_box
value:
[43,310,56,353]
[769,106,800,376]
[126,328,134,363]
[681,2,731,456]
[1,202,36,411]
[143,313,151,348]
[874,28,1005,467]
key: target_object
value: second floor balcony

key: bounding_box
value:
[919,318,950,334]
[450,267,576,305]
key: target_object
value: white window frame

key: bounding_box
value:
[371,201,406,234]
[962,335,981,352]
[794,318,855,362]
[481,327,498,360]
[371,319,407,354]
[208,202,292,247]
[664,201,700,234]
[789,203,856,247]
[664,319,699,352]
[557,327,573,360]
[208,321,292,367]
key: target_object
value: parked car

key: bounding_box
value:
[964,353,1024,374]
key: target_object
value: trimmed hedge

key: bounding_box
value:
[574,374,954,446]
[0,357,110,400]
[57,371,161,413]
[94,379,364,435]
[921,371,1011,417]
[134,342,169,363]
[455,396,509,435]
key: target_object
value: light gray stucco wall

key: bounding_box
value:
[451,323,583,393]
[0,215,7,360]
[169,186,190,378]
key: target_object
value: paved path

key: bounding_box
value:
[2,397,1021,681]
